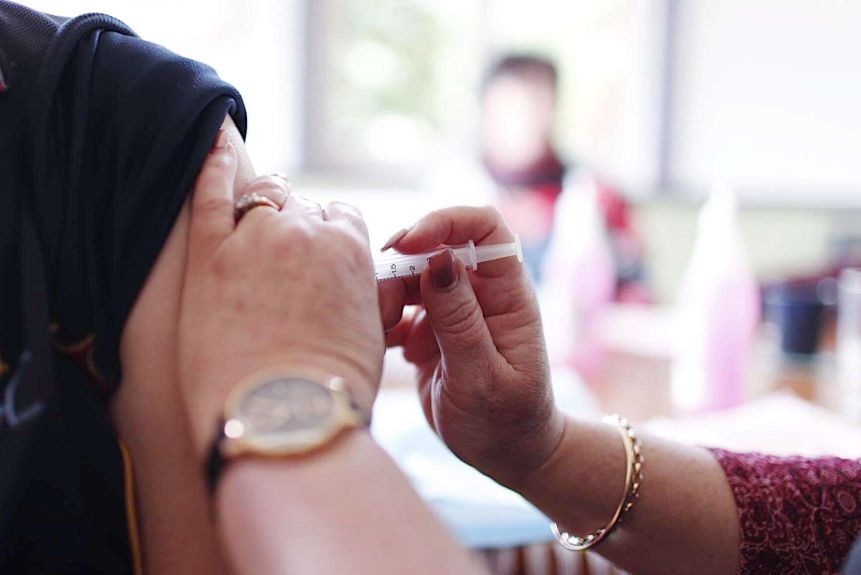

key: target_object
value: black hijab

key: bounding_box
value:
[0,2,246,571]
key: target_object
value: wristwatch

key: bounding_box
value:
[204,370,368,495]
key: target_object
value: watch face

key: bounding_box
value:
[234,377,335,436]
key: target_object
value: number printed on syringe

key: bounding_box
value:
[374,258,431,282]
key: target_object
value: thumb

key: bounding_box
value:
[188,129,237,266]
[420,249,497,379]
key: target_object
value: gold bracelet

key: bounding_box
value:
[551,414,644,551]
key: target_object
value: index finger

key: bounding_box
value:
[323,201,369,240]
[386,205,514,254]
[187,131,237,266]
[383,206,520,278]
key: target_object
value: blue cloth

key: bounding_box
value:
[0,2,245,571]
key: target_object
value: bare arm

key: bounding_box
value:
[218,433,483,574]
[117,126,482,574]
[189,138,482,575]
[514,418,740,575]
[383,205,740,575]
[113,117,252,574]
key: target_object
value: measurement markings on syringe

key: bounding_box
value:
[373,236,522,283]
[374,257,433,282]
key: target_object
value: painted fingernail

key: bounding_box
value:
[380,227,410,252]
[212,129,228,151]
[429,249,457,290]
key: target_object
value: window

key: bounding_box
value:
[304,0,661,191]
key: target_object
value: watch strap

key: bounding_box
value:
[204,418,227,496]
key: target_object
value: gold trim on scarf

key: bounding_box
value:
[118,440,144,575]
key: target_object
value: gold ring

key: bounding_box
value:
[234,192,281,222]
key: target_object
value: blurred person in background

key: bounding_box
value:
[478,54,647,301]
[431,53,650,374]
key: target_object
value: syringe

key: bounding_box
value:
[373,234,523,282]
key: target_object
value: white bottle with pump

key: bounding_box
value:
[670,184,760,412]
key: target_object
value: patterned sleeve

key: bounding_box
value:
[709,448,861,574]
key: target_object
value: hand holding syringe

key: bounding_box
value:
[373,234,523,282]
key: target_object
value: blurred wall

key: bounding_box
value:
[666,0,861,204]
[635,201,859,303]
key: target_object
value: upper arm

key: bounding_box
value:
[119,114,253,368]
[118,115,253,390]
[111,115,254,575]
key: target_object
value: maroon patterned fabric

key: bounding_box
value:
[710,449,861,574]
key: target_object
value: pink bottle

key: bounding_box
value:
[671,185,760,412]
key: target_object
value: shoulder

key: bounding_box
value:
[0,3,133,88]
[0,3,136,154]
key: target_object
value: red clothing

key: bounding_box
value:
[710,449,861,574]
[483,150,646,298]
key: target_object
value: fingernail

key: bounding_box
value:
[380,227,410,252]
[212,129,228,152]
[429,249,457,290]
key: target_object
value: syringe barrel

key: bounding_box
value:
[373,252,433,281]
[373,234,522,282]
